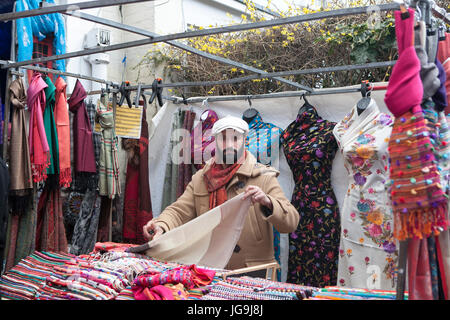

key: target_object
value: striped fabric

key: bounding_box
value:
[96,98,121,199]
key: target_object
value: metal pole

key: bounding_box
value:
[60,10,310,91]
[396,240,408,300]
[128,61,396,89]
[1,3,402,70]
[169,85,379,104]
[2,71,12,160]
[0,60,117,86]
[0,0,154,22]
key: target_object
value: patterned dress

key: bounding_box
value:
[333,100,397,290]
[244,112,282,281]
[281,107,340,288]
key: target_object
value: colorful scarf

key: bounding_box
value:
[67,79,96,173]
[123,111,153,244]
[203,159,242,209]
[54,76,72,187]
[96,97,120,199]
[43,76,59,175]
[27,72,49,182]
[9,77,32,194]
[191,110,219,170]
[387,105,448,240]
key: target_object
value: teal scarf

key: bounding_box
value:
[43,76,59,175]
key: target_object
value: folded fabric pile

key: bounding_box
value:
[0,248,220,300]
[201,276,318,300]
[310,286,408,300]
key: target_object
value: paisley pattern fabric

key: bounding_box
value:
[245,112,282,281]
[333,100,397,290]
[281,107,340,288]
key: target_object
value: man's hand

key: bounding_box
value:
[143,220,164,241]
[242,185,273,210]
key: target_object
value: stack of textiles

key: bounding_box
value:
[0,248,223,300]
[201,276,318,300]
[309,287,409,300]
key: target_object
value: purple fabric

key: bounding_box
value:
[190,110,219,170]
[385,9,423,117]
[433,59,448,112]
[67,80,96,173]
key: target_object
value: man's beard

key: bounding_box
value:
[217,145,245,165]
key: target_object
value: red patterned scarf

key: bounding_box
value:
[203,159,242,209]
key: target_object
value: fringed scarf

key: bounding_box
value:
[203,159,243,209]
[9,77,33,198]
[123,111,153,244]
[27,72,49,183]
[43,76,59,176]
[67,79,96,173]
[386,10,448,241]
[54,76,72,187]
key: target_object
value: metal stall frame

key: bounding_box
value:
[0,0,449,300]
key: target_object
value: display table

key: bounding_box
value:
[0,243,404,300]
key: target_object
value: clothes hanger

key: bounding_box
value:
[200,97,210,121]
[298,93,315,115]
[356,81,373,116]
[243,96,258,124]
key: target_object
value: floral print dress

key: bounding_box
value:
[281,107,340,288]
[333,99,398,290]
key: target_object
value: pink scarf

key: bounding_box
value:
[384,8,423,117]
[27,72,49,183]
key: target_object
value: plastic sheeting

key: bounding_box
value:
[16,0,66,72]
[148,84,391,282]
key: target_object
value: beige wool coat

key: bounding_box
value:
[152,151,300,270]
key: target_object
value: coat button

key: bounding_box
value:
[236,181,245,189]
[234,245,241,253]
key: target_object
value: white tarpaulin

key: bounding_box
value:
[148,83,391,281]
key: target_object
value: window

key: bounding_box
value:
[27,34,54,83]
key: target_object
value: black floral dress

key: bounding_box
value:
[281,107,340,287]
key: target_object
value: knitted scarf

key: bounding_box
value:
[9,77,33,195]
[203,159,242,209]
[43,76,59,176]
[67,79,96,173]
[27,72,49,183]
[54,76,72,187]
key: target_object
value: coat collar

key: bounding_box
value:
[202,150,257,178]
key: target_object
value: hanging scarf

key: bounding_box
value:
[123,110,153,244]
[43,76,59,175]
[96,97,120,199]
[35,178,68,253]
[27,72,49,182]
[54,76,72,187]
[67,79,96,173]
[384,9,423,118]
[203,158,243,209]
[191,110,219,170]
[9,77,33,195]
[177,110,196,198]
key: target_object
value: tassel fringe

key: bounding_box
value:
[394,204,449,240]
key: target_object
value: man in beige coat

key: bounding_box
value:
[143,115,299,270]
